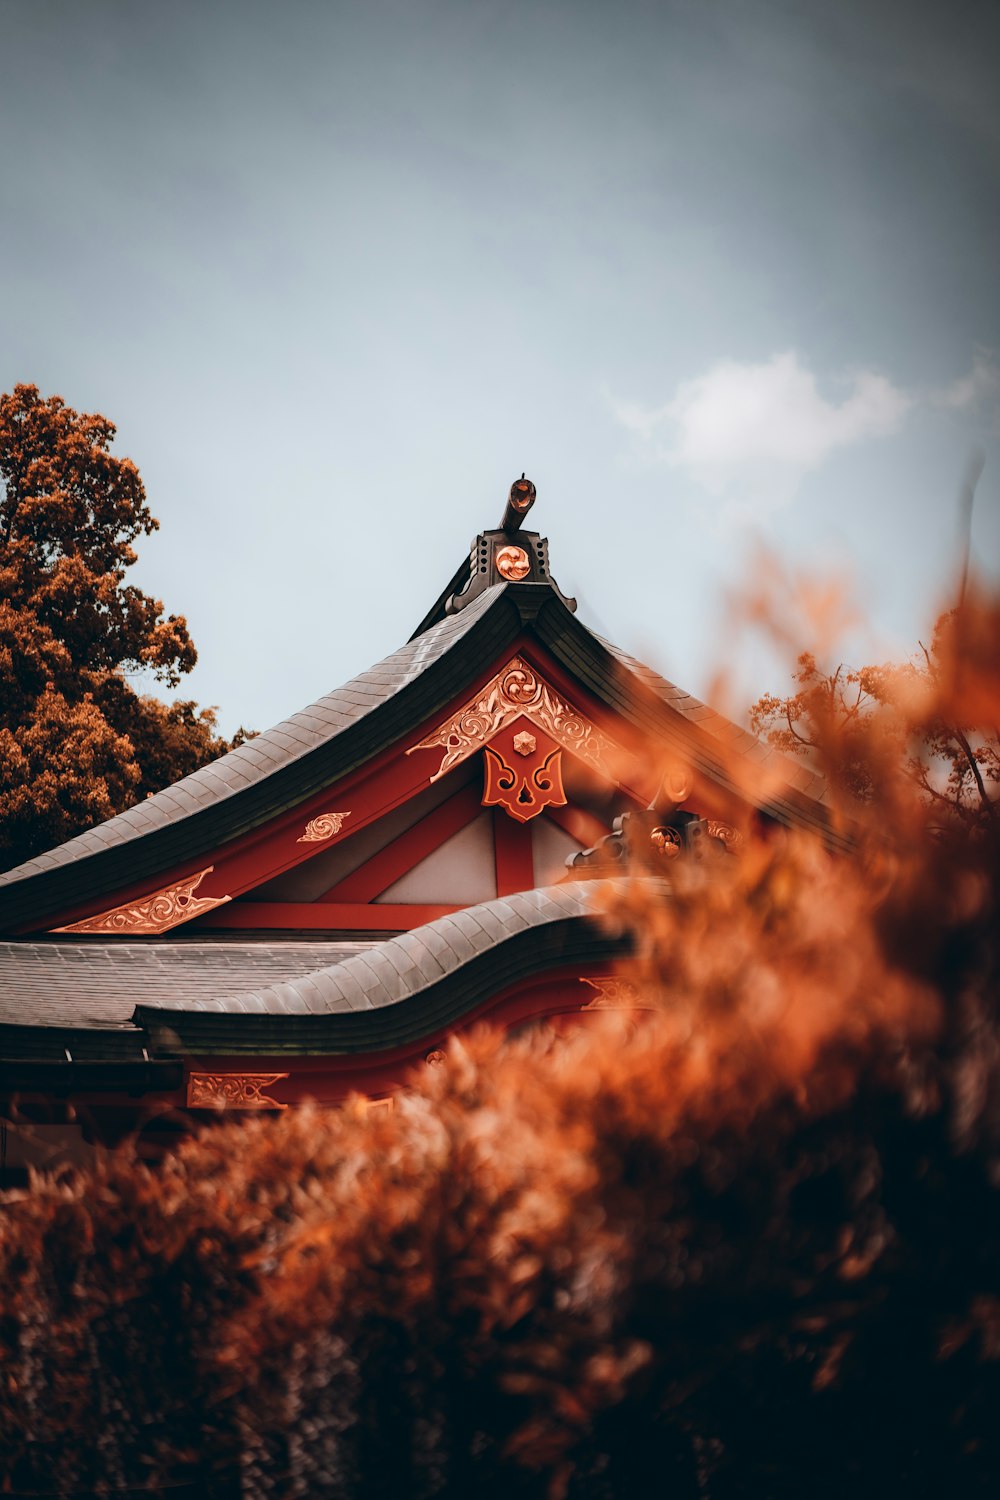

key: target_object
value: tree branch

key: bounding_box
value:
[953,727,997,821]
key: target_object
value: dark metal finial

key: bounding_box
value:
[500,475,536,534]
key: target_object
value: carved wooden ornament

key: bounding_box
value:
[482,719,568,823]
[53,868,231,936]
[187,1072,289,1109]
[409,655,618,782]
[707,820,743,851]
[580,977,655,1011]
[297,810,351,843]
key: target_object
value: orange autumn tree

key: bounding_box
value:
[749,609,1000,826]
[0,383,243,871]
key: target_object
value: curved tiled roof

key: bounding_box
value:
[0,585,507,892]
[0,583,538,930]
[147,884,598,1015]
[0,938,375,1030]
[135,883,632,1055]
[0,885,633,1060]
[0,575,842,936]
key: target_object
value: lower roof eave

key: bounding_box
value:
[0,1057,184,1096]
[136,921,631,1056]
[132,884,643,1056]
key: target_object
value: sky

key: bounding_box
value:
[2,0,998,736]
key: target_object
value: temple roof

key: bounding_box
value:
[0,583,507,923]
[0,487,843,1090]
[0,572,837,934]
[0,886,628,1069]
[0,937,375,1029]
[136,883,628,1055]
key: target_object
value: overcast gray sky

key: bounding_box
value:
[2,0,998,734]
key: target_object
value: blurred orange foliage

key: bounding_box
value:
[1,579,999,1497]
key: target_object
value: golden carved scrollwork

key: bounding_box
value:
[707,820,744,851]
[408,656,618,782]
[580,977,655,1011]
[53,868,231,936]
[187,1072,289,1109]
[297,810,351,843]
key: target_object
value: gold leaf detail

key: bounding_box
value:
[53,868,230,936]
[297,810,351,843]
[580,977,655,1011]
[650,826,683,858]
[496,544,531,580]
[707,820,744,850]
[187,1072,289,1110]
[658,764,691,803]
[408,656,618,782]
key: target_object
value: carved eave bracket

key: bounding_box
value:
[567,812,744,877]
[52,867,231,936]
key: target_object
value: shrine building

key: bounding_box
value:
[0,480,836,1179]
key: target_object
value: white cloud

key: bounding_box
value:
[933,351,1000,417]
[611,351,913,519]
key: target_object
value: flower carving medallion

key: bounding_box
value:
[53,867,231,936]
[408,656,618,782]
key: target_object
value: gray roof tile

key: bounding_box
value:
[141,884,601,1019]
[0,571,838,947]
[0,939,374,1029]
[0,585,506,895]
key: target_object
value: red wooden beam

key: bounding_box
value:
[319,782,485,903]
[188,901,459,932]
[493,809,535,896]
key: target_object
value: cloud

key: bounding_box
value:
[933,351,1000,418]
[611,351,913,518]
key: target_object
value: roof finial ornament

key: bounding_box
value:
[500,475,536,533]
[411,471,574,635]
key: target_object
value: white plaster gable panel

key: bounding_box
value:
[531,818,585,888]
[374,813,497,906]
